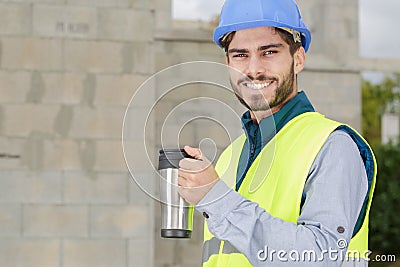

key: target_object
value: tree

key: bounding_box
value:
[369,143,400,259]
[362,73,400,147]
[362,73,400,265]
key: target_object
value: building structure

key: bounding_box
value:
[0,0,398,266]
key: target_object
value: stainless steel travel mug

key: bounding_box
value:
[158,149,194,238]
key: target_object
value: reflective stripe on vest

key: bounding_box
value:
[202,112,377,267]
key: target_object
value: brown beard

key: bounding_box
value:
[231,61,295,112]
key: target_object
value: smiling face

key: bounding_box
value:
[226,26,305,121]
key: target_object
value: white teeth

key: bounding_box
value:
[245,82,271,90]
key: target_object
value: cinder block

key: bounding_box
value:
[0,171,62,203]
[63,171,128,204]
[155,10,172,30]
[67,0,131,8]
[153,101,177,126]
[325,5,357,47]
[1,104,60,137]
[1,37,63,71]
[155,50,176,71]
[94,74,148,107]
[325,103,361,130]
[155,231,202,267]
[97,9,153,41]
[175,226,203,265]
[90,205,149,238]
[0,239,59,267]
[22,132,44,171]
[0,204,21,237]
[69,107,126,139]
[93,140,127,172]
[192,212,205,242]
[33,5,97,39]
[153,0,171,12]
[201,54,226,65]
[300,71,360,106]
[63,239,126,267]
[0,137,26,170]
[23,205,88,237]
[26,71,45,103]
[158,124,197,148]
[123,106,157,144]
[41,72,86,104]
[132,0,154,9]
[0,3,31,35]
[154,234,177,266]
[128,239,153,267]
[189,120,232,151]
[128,172,156,205]
[64,40,124,73]
[72,141,95,174]
[8,0,65,3]
[199,42,226,57]
[120,140,157,173]
[0,71,31,104]
[130,41,154,74]
[168,42,201,55]
[42,139,81,170]
[345,116,361,133]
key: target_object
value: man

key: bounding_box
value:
[178,0,376,266]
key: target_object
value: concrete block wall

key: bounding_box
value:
[0,0,371,266]
[297,0,362,130]
[299,70,362,130]
[0,1,155,267]
[299,0,359,65]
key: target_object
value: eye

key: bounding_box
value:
[232,53,248,58]
[263,50,278,56]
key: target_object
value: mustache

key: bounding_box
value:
[237,74,278,85]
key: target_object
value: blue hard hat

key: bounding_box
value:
[214,0,312,52]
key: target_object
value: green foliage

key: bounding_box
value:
[362,73,400,261]
[362,73,400,147]
[369,142,400,256]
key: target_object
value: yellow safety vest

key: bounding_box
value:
[202,112,377,266]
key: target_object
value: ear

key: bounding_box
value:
[293,47,306,74]
[225,54,230,65]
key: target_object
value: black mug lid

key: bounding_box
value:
[158,148,193,170]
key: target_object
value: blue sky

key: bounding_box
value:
[172,0,400,59]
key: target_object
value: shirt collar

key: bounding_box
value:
[241,91,315,144]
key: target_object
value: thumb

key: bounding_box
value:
[184,145,202,160]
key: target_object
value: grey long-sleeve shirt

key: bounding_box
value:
[196,130,369,266]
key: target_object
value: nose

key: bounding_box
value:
[245,56,266,79]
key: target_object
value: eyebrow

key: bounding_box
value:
[228,43,284,54]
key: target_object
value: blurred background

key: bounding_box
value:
[0,0,399,266]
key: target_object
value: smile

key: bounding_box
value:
[244,81,273,90]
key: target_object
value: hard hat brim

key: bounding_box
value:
[213,20,311,52]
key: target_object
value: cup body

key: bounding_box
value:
[158,149,194,238]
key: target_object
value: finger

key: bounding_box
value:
[184,146,211,164]
[178,175,188,187]
[179,175,196,188]
[179,157,202,171]
[178,168,193,180]
[184,145,202,159]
